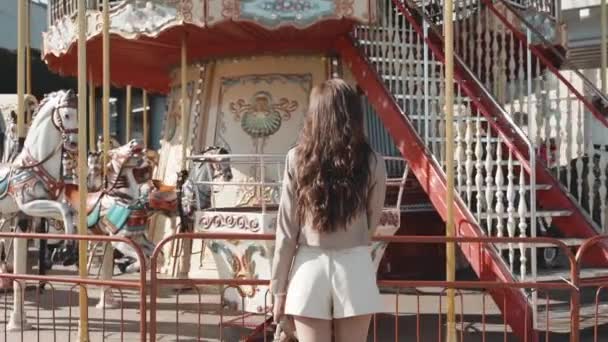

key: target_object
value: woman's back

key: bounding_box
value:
[271,79,387,342]
[280,147,387,250]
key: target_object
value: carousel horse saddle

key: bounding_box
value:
[88,202,147,236]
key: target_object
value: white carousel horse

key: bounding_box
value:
[0,90,79,331]
[65,140,161,308]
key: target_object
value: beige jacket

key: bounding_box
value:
[270,148,387,295]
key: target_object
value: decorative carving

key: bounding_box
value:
[335,0,355,17]
[229,91,298,139]
[222,0,240,18]
[209,241,267,301]
[198,213,262,232]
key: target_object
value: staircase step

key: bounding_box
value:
[355,26,416,34]
[400,110,488,121]
[533,268,608,282]
[427,136,505,143]
[458,184,552,192]
[536,302,608,333]
[368,56,443,65]
[479,210,572,220]
[381,74,445,82]
[493,238,585,250]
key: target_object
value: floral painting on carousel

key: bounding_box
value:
[214,73,312,206]
[214,73,311,154]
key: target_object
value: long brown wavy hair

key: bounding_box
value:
[294,78,373,232]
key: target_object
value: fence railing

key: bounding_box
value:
[0,232,147,342]
[148,232,595,341]
[2,232,608,341]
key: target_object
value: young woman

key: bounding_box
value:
[271,78,387,341]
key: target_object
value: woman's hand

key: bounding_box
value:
[273,294,286,323]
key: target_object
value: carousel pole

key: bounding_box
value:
[102,0,110,176]
[77,0,90,341]
[180,36,189,171]
[177,34,192,279]
[143,90,148,148]
[26,0,33,125]
[89,70,96,150]
[17,0,26,148]
[97,0,117,312]
[125,85,132,142]
[601,0,607,93]
[443,0,457,341]
[26,0,31,97]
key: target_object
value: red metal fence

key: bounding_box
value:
[1,232,607,341]
[0,233,147,342]
[149,233,590,342]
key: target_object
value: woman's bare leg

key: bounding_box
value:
[334,314,372,342]
[293,316,332,342]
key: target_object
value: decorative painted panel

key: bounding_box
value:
[238,0,336,28]
[194,210,276,313]
[212,73,311,207]
[214,74,312,155]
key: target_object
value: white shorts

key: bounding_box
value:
[284,245,382,320]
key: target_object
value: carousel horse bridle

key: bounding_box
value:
[20,94,79,171]
[0,93,79,200]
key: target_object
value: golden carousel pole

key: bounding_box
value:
[143,90,148,148]
[444,0,457,341]
[102,0,110,173]
[89,70,96,150]
[25,0,31,106]
[77,0,90,341]
[17,0,26,147]
[177,34,193,280]
[602,0,607,93]
[180,36,189,171]
[125,85,132,142]
[26,0,33,125]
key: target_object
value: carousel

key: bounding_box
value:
[1,0,409,338]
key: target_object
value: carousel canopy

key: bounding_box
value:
[43,0,379,93]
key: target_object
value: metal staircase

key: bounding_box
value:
[337,0,608,339]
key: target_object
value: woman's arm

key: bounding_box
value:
[367,153,387,237]
[270,151,299,296]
